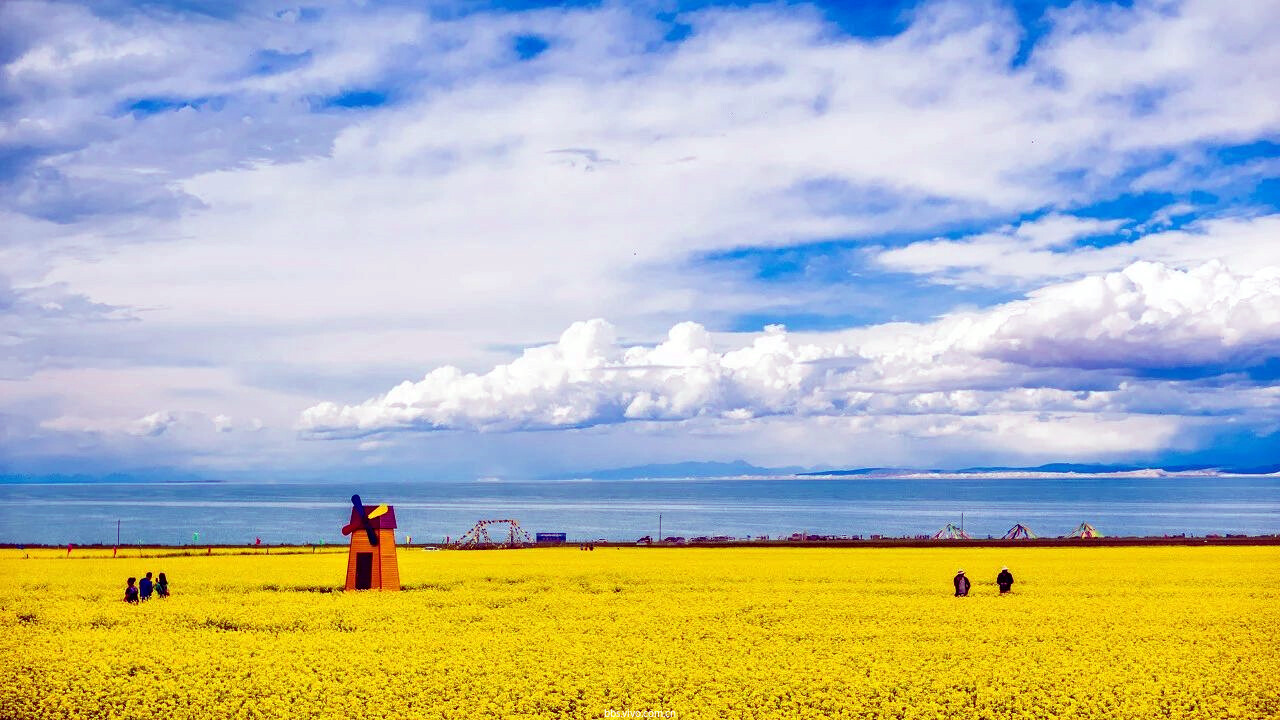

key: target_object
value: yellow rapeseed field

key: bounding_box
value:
[1,545,1277,720]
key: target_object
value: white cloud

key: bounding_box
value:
[874,213,1126,285]
[4,0,1280,474]
[968,260,1280,369]
[130,410,177,437]
[299,320,843,434]
[876,213,1280,286]
[301,260,1280,439]
[27,0,1280,334]
[40,409,178,437]
[1012,214,1124,250]
[856,411,1188,457]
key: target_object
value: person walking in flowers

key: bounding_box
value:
[953,569,971,597]
[996,566,1014,594]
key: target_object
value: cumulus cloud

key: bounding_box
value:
[129,410,177,437]
[301,260,1280,436]
[967,261,1280,370]
[300,320,841,434]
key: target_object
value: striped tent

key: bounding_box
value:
[931,522,971,540]
[1065,522,1102,538]
[1003,523,1038,540]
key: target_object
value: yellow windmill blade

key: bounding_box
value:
[366,504,389,520]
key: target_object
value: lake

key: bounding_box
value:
[2,475,1278,545]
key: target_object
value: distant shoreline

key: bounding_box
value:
[5,536,1279,550]
[4,471,1279,485]
[0,479,226,486]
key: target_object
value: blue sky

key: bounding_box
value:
[1,0,1278,480]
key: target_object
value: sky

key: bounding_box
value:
[1,0,1278,481]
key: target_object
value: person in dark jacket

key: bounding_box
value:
[124,577,139,604]
[953,569,971,597]
[155,572,170,598]
[139,572,154,601]
[996,566,1014,594]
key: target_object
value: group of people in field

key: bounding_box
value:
[952,566,1015,596]
[123,571,170,603]
[118,563,1011,600]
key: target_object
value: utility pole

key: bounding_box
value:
[961,512,965,536]
[658,514,662,544]
[116,519,120,547]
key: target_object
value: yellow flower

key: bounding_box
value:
[0,546,1277,719]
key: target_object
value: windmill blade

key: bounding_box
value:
[351,494,379,546]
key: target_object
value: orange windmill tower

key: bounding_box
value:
[342,494,400,591]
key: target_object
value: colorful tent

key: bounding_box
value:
[1003,523,1038,540]
[1065,522,1102,538]
[931,522,971,540]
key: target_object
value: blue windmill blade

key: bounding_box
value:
[350,494,379,546]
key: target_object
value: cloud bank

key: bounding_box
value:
[301,261,1280,438]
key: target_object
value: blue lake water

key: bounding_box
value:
[1,476,1278,545]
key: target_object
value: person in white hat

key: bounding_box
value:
[953,569,971,597]
[997,566,1015,594]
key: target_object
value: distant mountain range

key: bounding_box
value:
[4,461,1278,485]
[946,462,1280,475]
[544,460,809,480]
[0,472,219,485]
[553,460,1280,480]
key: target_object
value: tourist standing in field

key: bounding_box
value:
[953,570,971,597]
[139,572,154,601]
[155,572,170,598]
[124,577,139,604]
[996,567,1014,594]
